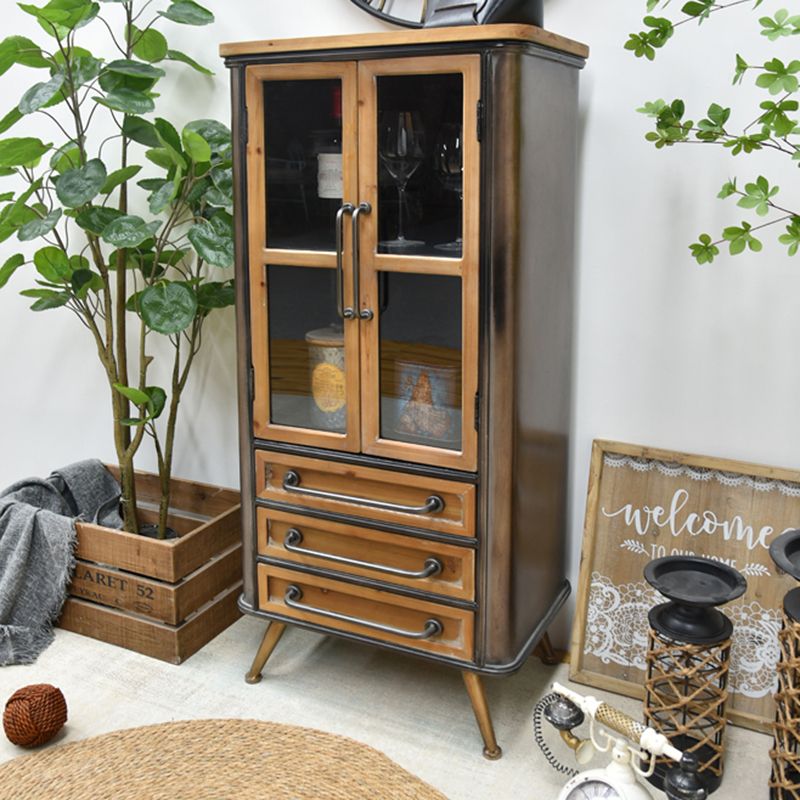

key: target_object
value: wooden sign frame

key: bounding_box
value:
[570,439,799,733]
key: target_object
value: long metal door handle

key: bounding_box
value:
[351,202,373,320]
[282,469,445,515]
[284,528,443,579]
[284,585,443,640]
[336,203,355,320]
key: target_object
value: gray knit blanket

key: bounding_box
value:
[0,460,122,665]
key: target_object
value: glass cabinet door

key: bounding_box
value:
[246,63,361,451]
[356,56,481,471]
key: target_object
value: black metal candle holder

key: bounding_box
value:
[769,529,800,800]
[643,555,747,795]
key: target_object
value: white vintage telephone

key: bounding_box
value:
[533,683,707,800]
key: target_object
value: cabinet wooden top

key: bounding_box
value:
[219,24,589,61]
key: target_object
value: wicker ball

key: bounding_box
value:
[3,684,67,747]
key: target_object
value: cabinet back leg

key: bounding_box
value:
[462,671,502,760]
[245,621,288,684]
[534,632,560,666]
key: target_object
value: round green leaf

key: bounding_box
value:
[33,245,71,282]
[19,73,65,114]
[131,27,168,63]
[0,137,50,167]
[0,108,23,136]
[95,88,155,115]
[182,128,211,163]
[144,386,167,418]
[61,53,103,87]
[122,116,160,147]
[76,205,123,235]
[113,382,150,406]
[71,268,103,297]
[184,119,230,157]
[17,208,62,241]
[160,1,214,26]
[165,49,213,76]
[21,288,70,311]
[104,59,165,80]
[197,280,234,311]
[0,253,25,288]
[101,214,161,248]
[101,165,142,195]
[55,158,107,207]
[149,177,179,214]
[139,281,197,334]
[50,142,81,173]
[187,212,234,268]
[0,36,50,76]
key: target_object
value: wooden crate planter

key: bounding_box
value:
[58,468,243,664]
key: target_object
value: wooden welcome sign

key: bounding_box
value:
[570,440,800,732]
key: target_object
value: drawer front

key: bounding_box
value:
[258,564,474,661]
[257,508,475,601]
[255,451,475,537]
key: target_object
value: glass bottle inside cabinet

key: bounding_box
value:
[376,73,464,258]
[263,79,344,251]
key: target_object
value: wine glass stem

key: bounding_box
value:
[397,183,407,241]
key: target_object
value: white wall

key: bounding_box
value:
[1,1,798,644]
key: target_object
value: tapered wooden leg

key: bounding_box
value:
[245,622,287,684]
[534,632,560,666]
[462,671,502,760]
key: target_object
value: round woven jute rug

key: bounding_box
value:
[0,718,448,799]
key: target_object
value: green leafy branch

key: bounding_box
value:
[0,0,234,536]
[626,0,791,61]
[690,177,799,261]
[630,0,799,264]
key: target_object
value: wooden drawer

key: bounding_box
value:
[257,508,475,601]
[258,564,474,661]
[256,451,475,537]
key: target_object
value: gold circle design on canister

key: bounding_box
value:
[312,362,346,413]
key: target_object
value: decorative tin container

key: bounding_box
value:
[305,325,346,432]
[393,359,460,449]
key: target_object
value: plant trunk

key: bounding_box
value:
[117,450,139,534]
[157,460,172,540]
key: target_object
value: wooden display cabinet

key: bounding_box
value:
[221,24,588,757]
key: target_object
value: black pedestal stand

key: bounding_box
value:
[642,555,747,795]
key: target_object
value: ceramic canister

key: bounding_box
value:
[305,325,346,432]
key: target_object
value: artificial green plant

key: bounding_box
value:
[627,1,800,263]
[0,0,235,538]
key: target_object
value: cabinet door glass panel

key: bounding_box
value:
[264,79,343,251]
[378,273,462,450]
[267,265,347,433]
[376,74,464,258]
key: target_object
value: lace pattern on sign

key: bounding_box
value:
[584,572,781,699]
[603,453,800,498]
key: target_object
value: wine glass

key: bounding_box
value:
[434,122,463,254]
[379,111,426,251]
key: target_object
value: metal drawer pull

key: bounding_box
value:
[282,470,445,515]
[284,528,443,579]
[284,585,443,640]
